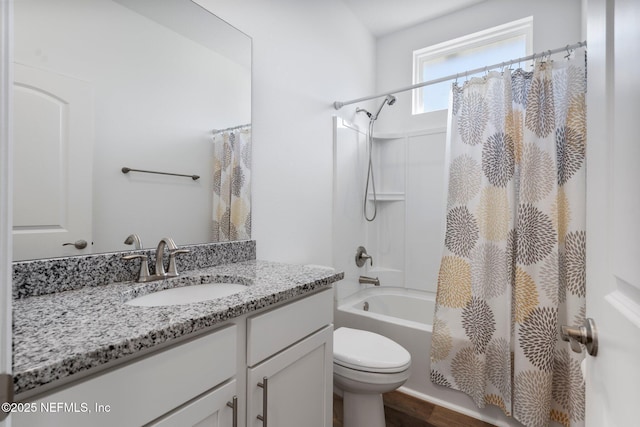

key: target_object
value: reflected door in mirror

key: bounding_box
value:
[13,64,94,260]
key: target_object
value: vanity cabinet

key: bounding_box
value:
[12,288,333,427]
[12,324,238,427]
[247,326,332,427]
[246,290,333,427]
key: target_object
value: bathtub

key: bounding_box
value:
[334,286,521,427]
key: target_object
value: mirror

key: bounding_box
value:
[12,0,251,261]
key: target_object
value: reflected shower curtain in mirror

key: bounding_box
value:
[212,125,251,241]
[431,52,586,427]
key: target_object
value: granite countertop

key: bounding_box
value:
[13,260,343,396]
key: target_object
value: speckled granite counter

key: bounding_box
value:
[13,260,343,396]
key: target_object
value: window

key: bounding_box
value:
[412,17,533,114]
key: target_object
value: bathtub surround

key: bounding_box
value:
[431,51,587,426]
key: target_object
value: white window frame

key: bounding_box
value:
[412,16,533,115]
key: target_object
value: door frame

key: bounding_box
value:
[0,0,13,426]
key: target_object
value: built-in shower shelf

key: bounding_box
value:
[367,192,405,202]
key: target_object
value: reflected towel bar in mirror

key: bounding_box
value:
[121,167,200,181]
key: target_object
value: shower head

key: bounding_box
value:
[356,95,396,122]
[372,94,396,120]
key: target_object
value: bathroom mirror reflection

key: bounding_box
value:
[12,0,252,261]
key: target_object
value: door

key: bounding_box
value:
[12,63,93,260]
[247,326,333,427]
[0,2,12,427]
[585,0,640,425]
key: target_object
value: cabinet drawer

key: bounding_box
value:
[13,324,237,427]
[149,380,237,427]
[247,289,332,366]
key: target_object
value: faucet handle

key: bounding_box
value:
[122,254,150,282]
[167,249,190,277]
[355,246,373,267]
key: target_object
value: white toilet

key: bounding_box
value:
[333,327,411,427]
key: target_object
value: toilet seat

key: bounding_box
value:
[333,362,411,388]
[333,327,411,374]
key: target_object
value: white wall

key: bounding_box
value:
[332,119,368,299]
[375,0,584,133]
[196,0,376,265]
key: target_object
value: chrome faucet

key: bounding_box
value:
[359,275,380,286]
[124,233,143,249]
[122,237,190,283]
[155,237,177,277]
[155,237,190,278]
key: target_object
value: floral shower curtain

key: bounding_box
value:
[212,125,252,241]
[431,51,586,427]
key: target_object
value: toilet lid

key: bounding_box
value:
[333,327,411,373]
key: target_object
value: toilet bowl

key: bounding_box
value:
[333,327,411,427]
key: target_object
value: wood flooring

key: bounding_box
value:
[333,390,497,427]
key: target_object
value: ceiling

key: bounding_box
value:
[341,0,486,37]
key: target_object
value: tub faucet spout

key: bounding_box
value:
[359,275,380,286]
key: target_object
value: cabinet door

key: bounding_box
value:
[247,326,332,427]
[150,380,237,427]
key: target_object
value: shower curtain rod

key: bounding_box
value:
[333,40,586,110]
[212,123,251,135]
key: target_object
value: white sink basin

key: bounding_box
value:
[125,283,247,307]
